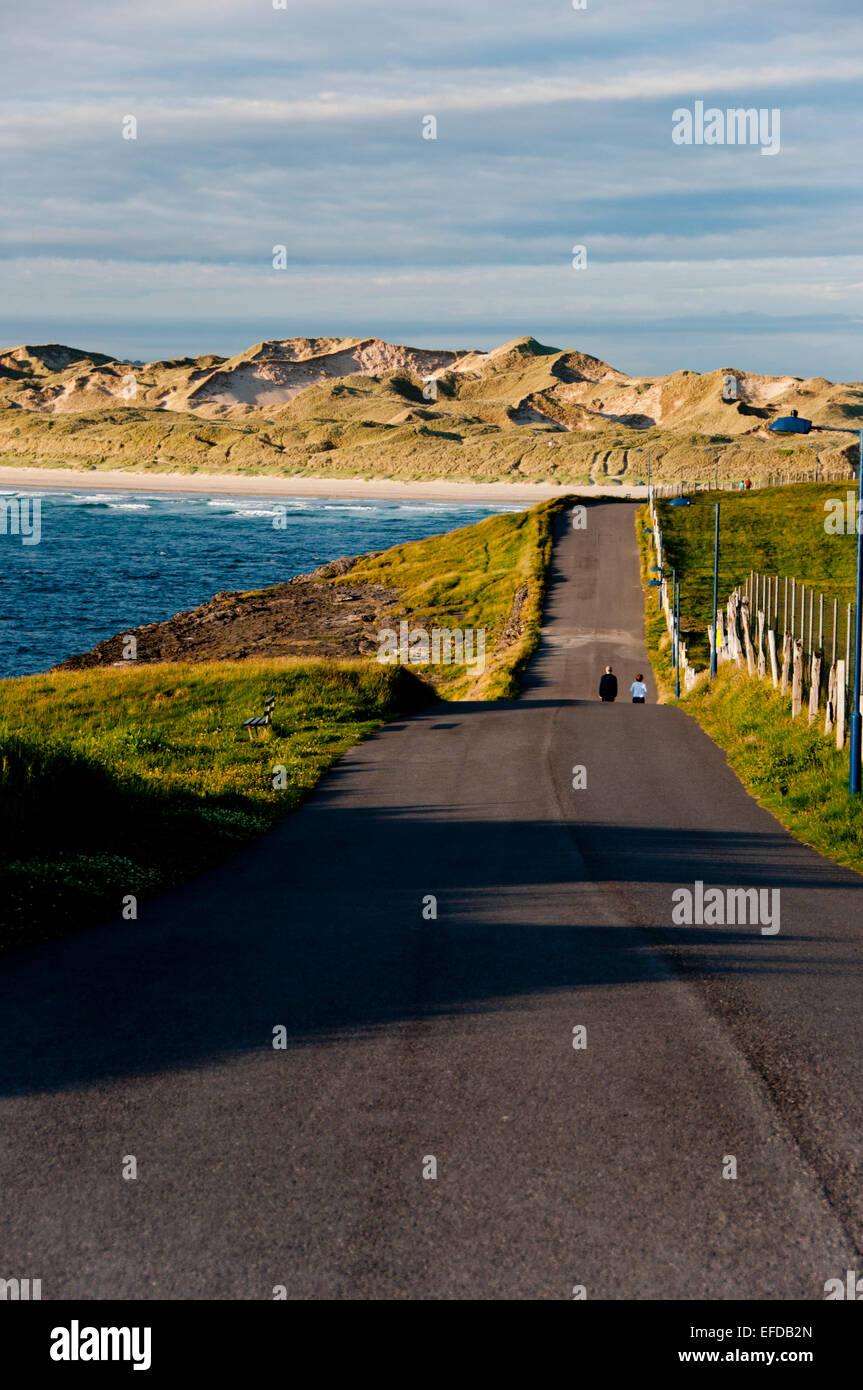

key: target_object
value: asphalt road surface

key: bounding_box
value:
[1,501,861,1300]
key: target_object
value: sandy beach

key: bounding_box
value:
[0,465,646,504]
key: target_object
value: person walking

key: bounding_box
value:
[598,666,618,702]
[630,673,648,703]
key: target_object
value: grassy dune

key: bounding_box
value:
[2,406,851,488]
[3,334,861,485]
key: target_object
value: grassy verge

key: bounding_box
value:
[0,499,568,951]
[637,503,677,702]
[636,503,863,874]
[345,497,567,698]
[0,661,429,954]
[687,668,863,874]
[653,483,858,669]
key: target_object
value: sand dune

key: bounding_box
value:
[1,334,859,485]
[3,333,858,436]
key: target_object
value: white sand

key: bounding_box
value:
[0,465,646,504]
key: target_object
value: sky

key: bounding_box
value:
[1,0,862,379]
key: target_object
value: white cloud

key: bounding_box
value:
[3,252,861,324]
[4,48,863,147]
[2,0,861,376]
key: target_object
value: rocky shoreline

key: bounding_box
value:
[53,554,397,670]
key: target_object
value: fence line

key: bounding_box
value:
[648,492,701,692]
[650,466,851,499]
[646,495,860,738]
[715,584,858,748]
[739,571,853,699]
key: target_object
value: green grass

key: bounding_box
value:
[686,667,863,874]
[0,499,568,951]
[653,483,859,668]
[0,661,429,953]
[637,510,678,702]
[345,498,565,697]
[636,496,863,874]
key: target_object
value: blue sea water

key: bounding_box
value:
[0,487,522,677]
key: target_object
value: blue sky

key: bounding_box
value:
[2,0,862,378]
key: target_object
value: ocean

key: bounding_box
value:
[0,487,522,677]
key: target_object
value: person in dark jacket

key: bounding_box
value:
[598,666,618,702]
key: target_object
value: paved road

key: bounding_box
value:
[1,502,861,1300]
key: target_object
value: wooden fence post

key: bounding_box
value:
[756,611,766,679]
[727,592,742,665]
[767,629,778,688]
[808,650,822,724]
[741,599,755,675]
[825,664,836,736]
[780,632,791,694]
[836,660,846,748]
[791,639,804,718]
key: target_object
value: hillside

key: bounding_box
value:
[1,334,861,485]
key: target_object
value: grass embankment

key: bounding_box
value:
[0,662,429,954]
[0,500,566,950]
[649,483,858,669]
[344,498,564,698]
[686,669,863,874]
[636,485,863,873]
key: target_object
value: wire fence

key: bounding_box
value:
[650,465,852,499]
[742,572,854,692]
[717,584,856,746]
[647,498,860,742]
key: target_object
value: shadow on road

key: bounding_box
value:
[0,804,857,1098]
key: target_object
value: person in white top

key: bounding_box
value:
[630,673,648,703]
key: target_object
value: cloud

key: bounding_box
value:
[5,46,863,145]
[1,0,862,376]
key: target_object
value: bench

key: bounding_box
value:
[243,695,276,740]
